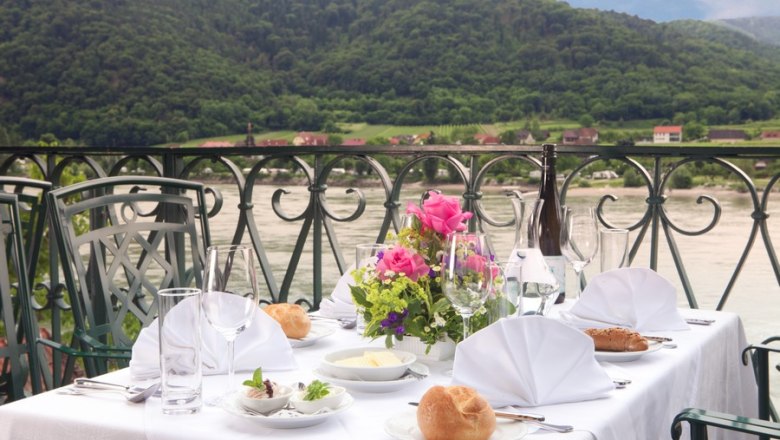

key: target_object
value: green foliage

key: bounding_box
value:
[623,168,643,187]
[303,380,331,401]
[242,367,266,389]
[670,168,694,189]
[3,0,780,145]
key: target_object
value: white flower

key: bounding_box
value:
[433,313,446,327]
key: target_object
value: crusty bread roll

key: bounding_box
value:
[417,385,496,440]
[264,303,311,339]
[584,327,648,352]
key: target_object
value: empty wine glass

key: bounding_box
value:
[201,244,259,401]
[520,248,560,315]
[441,232,493,341]
[560,207,599,299]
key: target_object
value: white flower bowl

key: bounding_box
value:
[320,347,416,381]
[238,384,293,414]
[290,385,346,414]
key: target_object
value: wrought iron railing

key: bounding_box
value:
[1,144,778,362]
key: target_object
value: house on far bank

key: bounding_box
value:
[708,129,747,143]
[342,138,366,146]
[562,128,599,145]
[292,132,328,146]
[474,133,500,145]
[515,130,535,145]
[199,141,234,148]
[257,139,288,147]
[760,130,780,141]
[653,126,683,143]
[390,135,415,145]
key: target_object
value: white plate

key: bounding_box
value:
[222,390,353,429]
[289,321,337,348]
[595,340,663,362]
[313,362,429,393]
[385,410,529,440]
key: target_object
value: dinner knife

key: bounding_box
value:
[408,402,545,422]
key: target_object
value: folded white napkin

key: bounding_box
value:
[452,316,614,407]
[130,298,297,381]
[559,267,689,332]
[319,266,357,319]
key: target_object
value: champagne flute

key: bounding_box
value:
[201,244,259,400]
[441,232,493,341]
[560,207,599,299]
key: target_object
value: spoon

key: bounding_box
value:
[68,379,160,403]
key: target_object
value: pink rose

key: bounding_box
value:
[375,246,430,282]
[463,254,488,275]
[408,192,472,236]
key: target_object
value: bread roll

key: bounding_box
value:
[584,327,648,352]
[264,303,311,339]
[417,385,496,440]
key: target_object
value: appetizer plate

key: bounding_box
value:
[222,390,353,429]
[595,340,663,362]
[289,321,337,348]
[313,362,429,393]
[384,410,531,440]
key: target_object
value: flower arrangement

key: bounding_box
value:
[350,191,509,352]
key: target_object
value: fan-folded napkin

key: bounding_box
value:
[451,316,614,407]
[559,267,689,332]
[130,297,296,381]
[318,266,357,319]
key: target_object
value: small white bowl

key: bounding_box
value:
[290,385,346,414]
[320,347,416,381]
[238,384,293,414]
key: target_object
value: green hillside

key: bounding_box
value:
[2,0,780,146]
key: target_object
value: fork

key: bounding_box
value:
[507,406,574,433]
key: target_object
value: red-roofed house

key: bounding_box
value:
[292,132,328,146]
[342,138,366,146]
[708,129,747,143]
[562,128,599,145]
[474,134,500,145]
[761,131,780,140]
[200,141,234,148]
[654,126,683,143]
[257,139,288,147]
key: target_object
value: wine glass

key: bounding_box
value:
[201,244,259,400]
[520,247,560,315]
[560,207,599,299]
[441,232,493,341]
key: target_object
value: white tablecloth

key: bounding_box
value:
[0,307,758,440]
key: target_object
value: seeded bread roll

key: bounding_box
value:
[264,303,311,339]
[417,385,496,440]
[584,327,648,352]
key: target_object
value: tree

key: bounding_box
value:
[578,114,595,128]
[683,121,706,141]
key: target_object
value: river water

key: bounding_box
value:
[208,184,779,344]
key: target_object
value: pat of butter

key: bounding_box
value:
[334,356,375,367]
[365,351,402,366]
[334,351,402,367]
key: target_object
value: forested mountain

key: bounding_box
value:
[2,0,780,146]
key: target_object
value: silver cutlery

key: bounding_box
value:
[686,318,715,326]
[308,315,357,329]
[408,402,547,423]
[62,380,159,403]
[506,406,574,433]
[612,378,631,388]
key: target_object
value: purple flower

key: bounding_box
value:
[388,312,398,322]
[428,268,437,278]
[381,319,390,328]
[376,250,384,261]
[401,309,409,318]
[395,326,405,335]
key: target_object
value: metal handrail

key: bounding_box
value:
[1,143,778,314]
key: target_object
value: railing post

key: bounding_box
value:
[649,156,662,270]
[312,154,323,308]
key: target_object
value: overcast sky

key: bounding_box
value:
[563,0,780,22]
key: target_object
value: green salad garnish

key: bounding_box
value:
[303,380,331,401]
[242,367,265,389]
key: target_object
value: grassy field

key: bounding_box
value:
[180,118,780,147]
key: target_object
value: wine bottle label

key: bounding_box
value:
[544,255,566,295]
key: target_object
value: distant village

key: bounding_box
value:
[197,125,780,148]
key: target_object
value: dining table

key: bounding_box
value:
[0,304,758,440]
